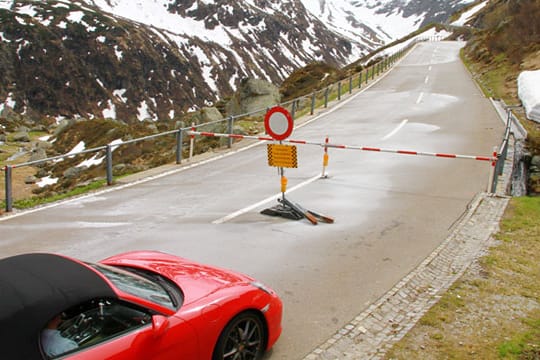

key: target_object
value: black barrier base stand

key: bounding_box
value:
[261,204,304,221]
[261,196,335,225]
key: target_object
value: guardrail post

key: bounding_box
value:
[338,82,341,100]
[5,166,13,212]
[358,72,362,89]
[291,100,296,120]
[372,66,375,80]
[324,87,329,108]
[189,123,195,162]
[227,116,234,148]
[106,145,113,186]
[349,76,353,94]
[310,93,316,115]
[176,128,183,164]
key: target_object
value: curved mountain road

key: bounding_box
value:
[0,41,505,359]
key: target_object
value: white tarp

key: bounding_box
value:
[518,70,540,123]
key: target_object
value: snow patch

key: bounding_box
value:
[102,99,116,119]
[68,141,86,156]
[137,100,151,121]
[452,1,488,26]
[16,4,37,17]
[37,176,59,188]
[113,89,127,103]
[77,154,105,168]
[518,70,540,123]
[67,11,85,24]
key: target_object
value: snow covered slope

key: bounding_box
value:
[0,0,474,122]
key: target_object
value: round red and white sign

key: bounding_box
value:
[264,106,293,141]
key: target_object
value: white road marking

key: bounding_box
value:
[212,174,322,224]
[381,119,408,140]
[424,75,429,84]
[416,92,424,104]
[428,66,432,71]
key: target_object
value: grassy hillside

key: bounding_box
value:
[463,0,540,152]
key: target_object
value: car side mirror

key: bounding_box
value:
[152,315,169,338]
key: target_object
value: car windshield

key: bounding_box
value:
[90,263,176,310]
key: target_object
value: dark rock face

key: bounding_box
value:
[1,1,208,123]
[0,0,469,125]
[0,0,367,124]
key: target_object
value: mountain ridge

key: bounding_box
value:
[0,0,472,124]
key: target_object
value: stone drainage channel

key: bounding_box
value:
[302,127,515,359]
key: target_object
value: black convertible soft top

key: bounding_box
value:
[0,253,117,359]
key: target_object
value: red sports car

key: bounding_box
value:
[0,251,282,360]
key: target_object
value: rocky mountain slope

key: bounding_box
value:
[0,0,473,125]
[302,0,476,43]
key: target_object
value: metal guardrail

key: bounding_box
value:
[1,37,434,212]
[490,104,526,194]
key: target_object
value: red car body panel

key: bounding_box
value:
[70,250,283,360]
[59,316,198,360]
[101,251,254,306]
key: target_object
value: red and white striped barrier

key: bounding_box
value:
[187,130,498,163]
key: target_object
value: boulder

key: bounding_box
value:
[529,172,540,194]
[25,175,37,184]
[531,155,540,169]
[16,125,31,133]
[35,141,53,150]
[12,132,30,142]
[35,168,49,178]
[29,148,48,163]
[188,107,223,125]
[63,167,82,179]
[53,118,78,137]
[226,78,280,116]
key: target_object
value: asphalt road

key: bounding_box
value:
[0,41,505,359]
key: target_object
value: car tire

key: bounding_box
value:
[212,311,267,360]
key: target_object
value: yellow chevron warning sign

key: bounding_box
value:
[267,144,298,168]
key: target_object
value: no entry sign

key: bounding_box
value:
[264,106,293,141]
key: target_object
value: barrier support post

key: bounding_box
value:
[280,167,287,200]
[488,147,498,194]
[5,166,13,212]
[310,93,316,115]
[175,128,183,164]
[338,82,341,101]
[349,76,353,94]
[321,136,329,179]
[106,145,113,186]
[358,72,362,89]
[189,123,195,162]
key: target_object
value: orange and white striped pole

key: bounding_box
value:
[321,136,329,178]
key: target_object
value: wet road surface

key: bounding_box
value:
[0,41,505,359]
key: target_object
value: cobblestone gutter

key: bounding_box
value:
[304,136,515,359]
